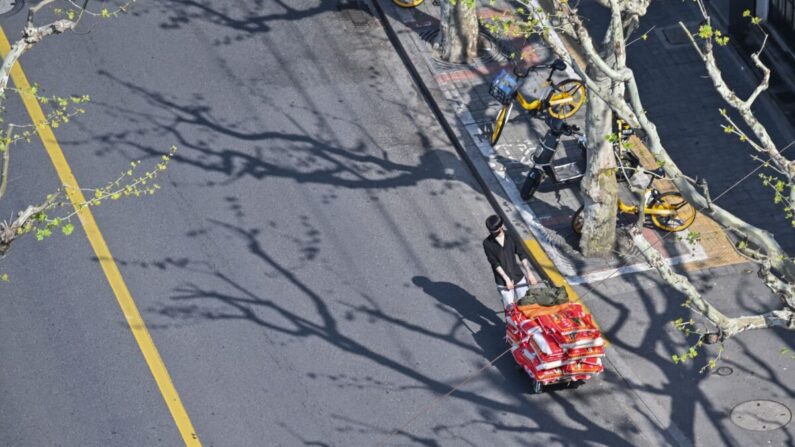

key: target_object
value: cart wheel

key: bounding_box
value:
[530,378,543,394]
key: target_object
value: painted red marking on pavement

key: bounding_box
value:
[434,66,503,85]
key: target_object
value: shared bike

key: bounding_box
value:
[571,124,696,233]
[489,59,586,146]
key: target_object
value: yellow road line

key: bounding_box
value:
[0,28,201,446]
[524,238,609,345]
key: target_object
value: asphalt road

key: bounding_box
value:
[2,1,670,445]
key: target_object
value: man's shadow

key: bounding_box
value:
[412,276,530,393]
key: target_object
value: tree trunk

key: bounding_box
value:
[439,0,479,64]
[578,46,618,257]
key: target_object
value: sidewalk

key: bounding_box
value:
[373,0,794,445]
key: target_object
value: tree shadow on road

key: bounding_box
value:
[580,264,795,446]
[139,0,439,46]
[143,0,336,35]
[118,217,642,445]
[581,271,730,446]
[73,70,477,198]
[411,276,528,393]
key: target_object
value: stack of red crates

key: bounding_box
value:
[506,302,604,385]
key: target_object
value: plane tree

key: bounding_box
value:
[0,0,173,271]
[437,0,480,63]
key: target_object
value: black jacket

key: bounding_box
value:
[483,232,528,287]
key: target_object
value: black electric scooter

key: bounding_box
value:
[519,117,586,201]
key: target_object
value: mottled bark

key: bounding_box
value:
[439,0,479,64]
[532,0,795,279]
[579,64,618,256]
[578,7,625,257]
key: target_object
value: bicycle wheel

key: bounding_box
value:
[571,206,584,234]
[491,102,512,146]
[520,168,544,200]
[529,377,543,394]
[392,0,424,7]
[547,79,585,119]
[649,192,696,232]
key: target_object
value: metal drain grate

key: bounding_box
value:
[730,400,791,431]
[662,26,691,46]
[656,22,700,49]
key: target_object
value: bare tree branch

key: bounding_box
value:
[678,2,795,216]
[0,195,58,257]
[556,1,632,82]
[628,226,795,338]
[679,21,793,184]
[746,33,771,108]
[758,262,795,308]
[521,1,641,124]
[528,0,795,282]
[0,1,87,97]
[0,128,10,201]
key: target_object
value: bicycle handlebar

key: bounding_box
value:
[513,64,544,78]
[511,59,565,78]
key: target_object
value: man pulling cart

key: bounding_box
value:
[482,215,540,309]
[483,215,605,393]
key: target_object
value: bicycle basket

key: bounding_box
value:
[489,69,519,104]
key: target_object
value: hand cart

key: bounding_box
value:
[505,293,605,394]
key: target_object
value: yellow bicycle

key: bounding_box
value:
[572,119,696,233]
[392,0,425,7]
[489,59,586,146]
[571,151,696,233]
